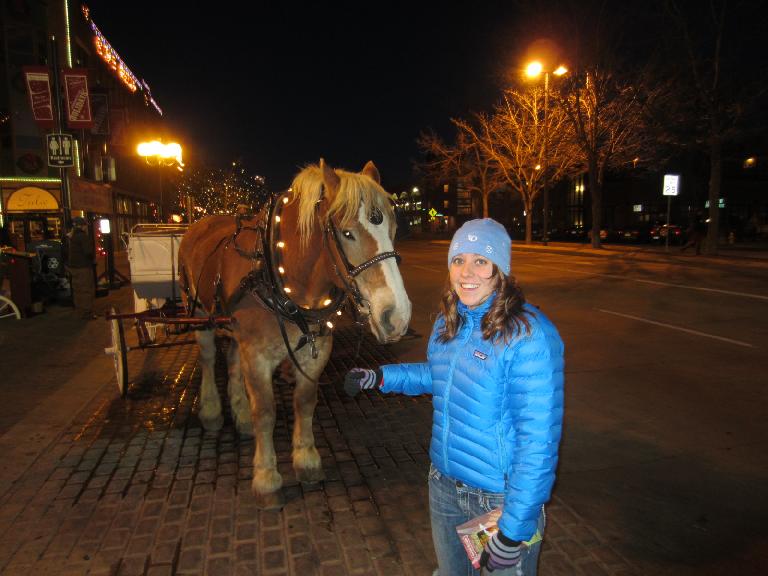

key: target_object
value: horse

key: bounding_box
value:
[177,159,411,509]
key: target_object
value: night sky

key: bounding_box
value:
[80,2,765,194]
[82,1,535,192]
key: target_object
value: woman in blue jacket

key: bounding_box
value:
[345,218,564,575]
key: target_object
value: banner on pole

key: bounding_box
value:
[90,92,110,135]
[63,69,93,128]
[22,66,55,127]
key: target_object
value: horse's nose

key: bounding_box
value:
[381,306,395,335]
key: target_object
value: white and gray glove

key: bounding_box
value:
[479,530,524,572]
[343,368,383,397]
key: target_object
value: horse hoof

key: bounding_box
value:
[199,413,223,432]
[296,466,325,485]
[253,489,285,510]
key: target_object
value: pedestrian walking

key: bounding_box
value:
[66,216,97,319]
[344,218,564,575]
[681,215,705,255]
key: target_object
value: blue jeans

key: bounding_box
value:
[429,464,545,576]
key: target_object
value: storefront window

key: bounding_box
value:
[115,195,152,241]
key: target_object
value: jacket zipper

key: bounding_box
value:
[443,314,474,476]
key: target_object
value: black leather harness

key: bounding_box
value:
[214,190,400,380]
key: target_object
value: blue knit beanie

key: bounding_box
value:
[447,218,511,275]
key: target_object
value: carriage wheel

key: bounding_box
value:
[0,294,21,320]
[106,305,129,397]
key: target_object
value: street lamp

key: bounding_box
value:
[525,61,567,245]
[136,140,185,222]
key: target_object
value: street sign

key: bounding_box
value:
[47,133,74,167]
[662,174,680,196]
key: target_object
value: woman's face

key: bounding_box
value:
[449,252,496,308]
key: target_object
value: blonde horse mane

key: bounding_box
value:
[289,163,394,245]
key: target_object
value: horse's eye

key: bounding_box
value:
[342,230,355,240]
[369,206,383,225]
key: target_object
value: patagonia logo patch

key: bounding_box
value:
[473,350,488,360]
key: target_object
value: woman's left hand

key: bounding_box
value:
[479,529,523,572]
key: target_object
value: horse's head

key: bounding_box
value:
[291,159,412,343]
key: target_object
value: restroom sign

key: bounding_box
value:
[47,133,74,167]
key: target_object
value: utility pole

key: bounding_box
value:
[542,71,550,246]
[50,35,72,233]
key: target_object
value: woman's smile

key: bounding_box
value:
[450,253,495,308]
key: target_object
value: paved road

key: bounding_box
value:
[396,238,768,576]
[1,238,766,575]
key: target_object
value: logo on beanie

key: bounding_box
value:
[485,246,493,254]
[468,234,477,241]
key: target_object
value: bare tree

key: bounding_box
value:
[661,0,767,254]
[416,128,503,217]
[456,88,580,243]
[558,68,656,247]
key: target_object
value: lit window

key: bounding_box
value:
[744,157,756,169]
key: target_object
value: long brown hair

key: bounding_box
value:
[437,266,531,343]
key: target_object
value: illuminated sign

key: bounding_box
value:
[6,187,60,211]
[663,174,680,196]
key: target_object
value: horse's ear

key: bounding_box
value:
[361,161,380,184]
[320,158,340,194]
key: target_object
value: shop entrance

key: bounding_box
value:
[6,214,63,251]
[5,213,68,303]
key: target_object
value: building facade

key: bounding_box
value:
[0,1,170,254]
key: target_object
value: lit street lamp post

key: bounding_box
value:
[525,62,567,245]
[136,140,185,223]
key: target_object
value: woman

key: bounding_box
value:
[345,218,564,575]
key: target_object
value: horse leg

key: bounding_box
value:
[239,343,284,510]
[195,328,223,432]
[291,336,332,485]
[227,338,252,436]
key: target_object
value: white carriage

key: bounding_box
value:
[104,223,230,397]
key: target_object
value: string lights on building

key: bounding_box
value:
[81,5,162,115]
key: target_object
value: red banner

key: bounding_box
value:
[22,66,55,127]
[63,69,93,128]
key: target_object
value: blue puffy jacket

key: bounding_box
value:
[380,296,564,541]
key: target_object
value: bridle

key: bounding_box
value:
[324,216,401,313]
[258,189,401,378]
[183,188,402,383]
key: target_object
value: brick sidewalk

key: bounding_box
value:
[0,324,640,575]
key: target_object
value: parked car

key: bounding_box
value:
[650,224,683,244]
[614,224,653,243]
